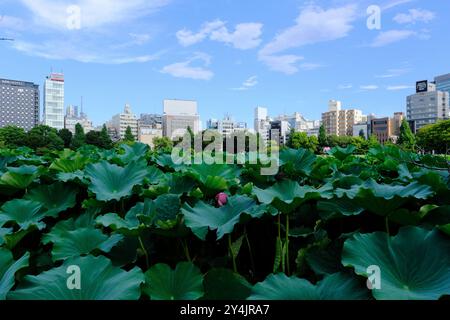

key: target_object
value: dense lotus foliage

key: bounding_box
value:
[0,143,449,300]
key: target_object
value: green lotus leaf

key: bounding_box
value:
[202,268,252,300]
[137,194,181,229]
[154,153,186,171]
[85,160,149,201]
[0,165,39,192]
[248,272,369,300]
[0,228,13,245]
[328,145,356,161]
[96,211,142,236]
[24,182,78,217]
[8,255,144,300]
[185,163,241,193]
[115,143,149,165]
[335,179,434,216]
[0,199,46,230]
[280,148,316,175]
[253,180,333,213]
[43,224,123,261]
[0,249,29,300]
[55,170,86,183]
[49,154,90,172]
[342,227,450,300]
[317,196,364,218]
[143,262,204,300]
[181,195,275,240]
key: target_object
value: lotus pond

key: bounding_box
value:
[0,143,449,300]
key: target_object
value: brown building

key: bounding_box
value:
[371,112,404,144]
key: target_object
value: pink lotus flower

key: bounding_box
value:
[215,192,228,207]
[323,147,331,153]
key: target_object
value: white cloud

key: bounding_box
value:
[382,0,414,10]
[258,54,304,75]
[371,30,416,47]
[210,23,263,50]
[394,9,435,24]
[259,5,357,57]
[387,85,413,90]
[12,39,160,64]
[0,15,25,30]
[176,20,225,46]
[360,85,379,90]
[338,84,353,89]
[259,5,356,74]
[375,68,411,78]
[176,20,263,50]
[19,0,170,29]
[161,53,213,80]
[233,76,258,91]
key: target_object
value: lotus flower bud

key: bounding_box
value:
[215,192,228,207]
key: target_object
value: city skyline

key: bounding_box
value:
[1,0,449,128]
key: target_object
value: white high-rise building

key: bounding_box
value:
[274,112,320,134]
[254,106,271,142]
[163,99,200,139]
[43,73,65,130]
[407,81,449,132]
[107,104,138,140]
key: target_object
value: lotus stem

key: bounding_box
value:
[138,236,150,270]
[181,239,191,262]
[285,214,290,275]
[385,216,390,236]
[228,234,237,273]
[244,227,256,277]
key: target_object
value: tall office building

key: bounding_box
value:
[107,104,138,140]
[163,99,200,139]
[254,106,271,142]
[322,100,364,136]
[407,81,449,132]
[43,73,65,130]
[435,73,450,97]
[0,78,40,131]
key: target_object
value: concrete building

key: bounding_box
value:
[370,112,404,144]
[163,99,200,139]
[206,116,247,136]
[407,81,449,132]
[64,105,94,134]
[322,100,364,136]
[274,112,320,134]
[254,106,271,143]
[107,104,138,140]
[138,114,163,148]
[43,73,65,130]
[269,120,291,146]
[0,78,40,131]
[353,122,369,139]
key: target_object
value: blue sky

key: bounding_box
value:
[0,0,449,128]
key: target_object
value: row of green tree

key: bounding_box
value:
[287,119,448,154]
[0,124,137,151]
[0,119,447,154]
